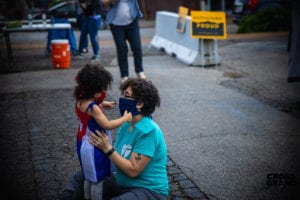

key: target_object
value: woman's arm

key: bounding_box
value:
[89,104,132,130]
[89,130,151,178]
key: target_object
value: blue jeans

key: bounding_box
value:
[110,20,144,78]
[79,15,101,56]
[103,176,167,200]
[76,14,88,49]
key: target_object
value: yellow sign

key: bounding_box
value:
[177,6,189,33]
[190,11,227,39]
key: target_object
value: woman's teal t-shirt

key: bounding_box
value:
[114,116,169,195]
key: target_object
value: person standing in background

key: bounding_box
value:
[76,0,102,61]
[101,0,146,83]
[75,0,89,53]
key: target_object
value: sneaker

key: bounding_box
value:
[91,55,100,61]
[74,52,84,59]
[82,48,88,53]
[121,76,128,84]
[137,72,146,79]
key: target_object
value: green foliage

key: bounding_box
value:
[237,7,291,33]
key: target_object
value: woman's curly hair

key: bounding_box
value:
[74,64,113,100]
[119,78,160,116]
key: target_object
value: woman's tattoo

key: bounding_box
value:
[135,153,142,162]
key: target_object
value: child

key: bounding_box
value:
[73,64,132,200]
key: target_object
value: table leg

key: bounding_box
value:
[5,31,13,67]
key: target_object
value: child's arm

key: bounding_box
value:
[101,101,117,110]
[89,104,132,130]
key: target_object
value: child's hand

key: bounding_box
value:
[123,110,132,122]
[101,101,117,110]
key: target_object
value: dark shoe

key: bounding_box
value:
[73,51,84,59]
[91,55,100,61]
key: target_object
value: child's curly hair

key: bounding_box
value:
[74,64,113,100]
[119,78,161,116]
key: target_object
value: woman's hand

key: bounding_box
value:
[102,0,117,6]
[123,110,132,122]
[89,130,112,153]
[89,131,151,178]
[80,2,87,9]
[110,0,117,4]
[101,101,117,110]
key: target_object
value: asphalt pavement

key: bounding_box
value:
[0,20,300,200]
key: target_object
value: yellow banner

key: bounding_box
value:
[177,6,189,33]
[190,11,227,39]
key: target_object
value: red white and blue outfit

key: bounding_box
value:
[75,101,112,183]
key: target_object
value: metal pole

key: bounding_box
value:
[221,0,225,11]
[207,0,211,10]
[199,0,219,67]
[200,0,206,10]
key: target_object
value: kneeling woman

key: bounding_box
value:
[89,78,169,200]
